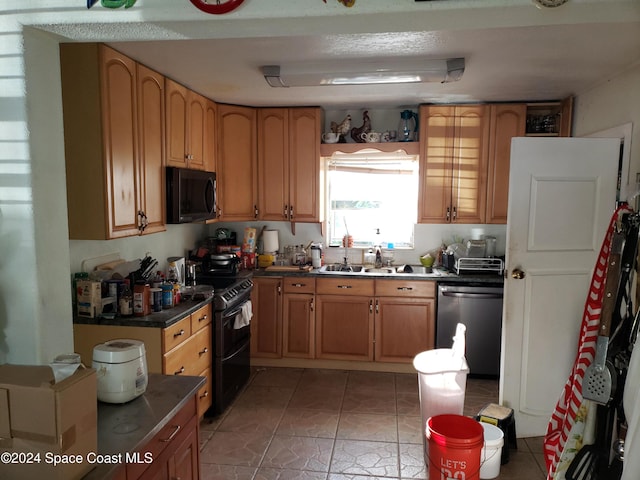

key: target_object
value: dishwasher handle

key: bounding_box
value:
[440,291,503,299]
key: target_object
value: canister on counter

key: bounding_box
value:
[150,288,162,312]
[162,283,174,309]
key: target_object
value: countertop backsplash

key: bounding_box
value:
[209,221,507,266]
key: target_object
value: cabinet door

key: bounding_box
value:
[204,99,217,173]
[418,105,455,223]
[486,104,526,224]
[374,297,435,363]
[137,64,166,235]
[251,277,282,358]
[170,415,199,480]
[257,108,289,220]
[288,107,321,222]
[165,78,188,168]
[100,46,140,238]
[315,295,374,361]
[451,105,490,224]
[283,293,315,358]
[217,104,258,220]
[187,91,206,170]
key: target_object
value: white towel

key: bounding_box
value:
[234,300,253,329]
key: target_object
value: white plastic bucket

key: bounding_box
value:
[413,349,469,423]
[480,422,504,479]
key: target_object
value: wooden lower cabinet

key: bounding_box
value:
[129,397,199,480]
[251,276,436,365]
[315,294,374,361]
[282,277,316,358]
[375,297,435,362]
[251,277,283,358]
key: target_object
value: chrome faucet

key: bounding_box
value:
[374,246,383,268]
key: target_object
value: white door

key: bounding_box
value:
[501,137,620,437]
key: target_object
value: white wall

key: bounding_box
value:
[573,63,640,188]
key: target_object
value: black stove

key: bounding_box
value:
[195,267,253,415]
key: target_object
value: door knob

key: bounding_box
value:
[511,269,526,280]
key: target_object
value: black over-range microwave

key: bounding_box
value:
[166,167,217,224]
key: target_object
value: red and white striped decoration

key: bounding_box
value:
[544,206,632,479]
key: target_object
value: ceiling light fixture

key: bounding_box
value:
[262,57,465,88]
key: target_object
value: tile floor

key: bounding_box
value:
[199,368,546,480]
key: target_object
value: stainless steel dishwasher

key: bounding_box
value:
[436,283,503,377]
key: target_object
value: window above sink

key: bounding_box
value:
[323,149,419,249]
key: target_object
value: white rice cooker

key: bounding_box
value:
[93,339,148,403]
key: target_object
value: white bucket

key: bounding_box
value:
[413,349,469,423]
[480,422,504,479]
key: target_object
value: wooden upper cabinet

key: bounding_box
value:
[204,99,217,173]
[257,107,321,223]
[60,43,165,239]
[486,104,526,224]
[418,104,489,224]
[137,63,166,234]
[216,104,258,221]
[165,78,208,170]
[258,108,289,220]
[289,107,321,223]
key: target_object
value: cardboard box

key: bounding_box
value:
[77,280,102,318]
[0,364,97,480]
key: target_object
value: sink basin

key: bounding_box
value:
[317,264,438,276]
[319,264,364,273]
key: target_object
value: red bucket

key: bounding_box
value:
[427,414,484,480]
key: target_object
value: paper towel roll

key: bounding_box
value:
[263,230,279,253]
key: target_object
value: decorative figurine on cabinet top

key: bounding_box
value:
[351,110,372,143]
[330,114,352,143]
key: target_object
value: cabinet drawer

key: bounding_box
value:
[163,316,191,352]
[164,325,211,376]
[196,367,212,417]
[283,277,316,294]
[316,278,374,296]
[126,396,197,480]
[375,279,435,298]
[190,303,212,333]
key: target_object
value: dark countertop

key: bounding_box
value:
[73,296,213,328]
[253,266,504,285]
[83,373,205,480]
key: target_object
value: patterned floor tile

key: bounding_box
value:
[217,405,284,434]
[261,435,334,472]
[276,408,340,438]
[255,468,329,479]
[289,386,345,411]
[337,412,398,442]
[251,367,304,388]
[342,387,397,414]
[199,431,272,467]
[399,443,427,479]
[330,439,399,477]
[397,415,423,444]
[199,464,257,480]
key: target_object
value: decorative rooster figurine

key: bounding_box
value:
[350,110,371,143]
[331,114,351,143]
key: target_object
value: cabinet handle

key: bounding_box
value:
[137,210,148,232]
[174,366,185,375]
[337,285,352,289]
[452,206,457,221]
[310,300,314,312]
[375,299,379,314]
[397,286,414,291]
[199,347,209,356]
[174,329,185,338]
[290,205,294,219]
[198,314,208,322]
[284,205,289,219]
[199,390,209,399]
[369,299,373,313]
[160,424,181,443]
[446,207,451,221]
[292,283,306,288]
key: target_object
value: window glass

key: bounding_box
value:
[325,150,418,248]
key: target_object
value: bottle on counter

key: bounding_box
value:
[119,279,133,317]
[133,282,150,316]
[162,282,174,309]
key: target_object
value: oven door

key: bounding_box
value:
[217,299,252,358]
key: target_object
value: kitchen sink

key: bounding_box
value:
[317,264,439,276]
